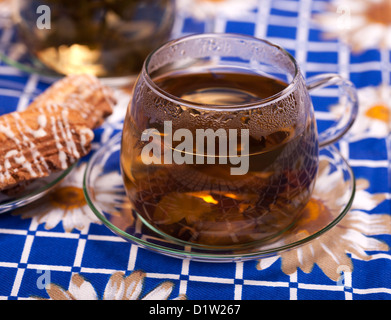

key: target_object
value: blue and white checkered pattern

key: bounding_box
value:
[0,0,390,300]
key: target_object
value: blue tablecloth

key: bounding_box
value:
[0,0,390,301]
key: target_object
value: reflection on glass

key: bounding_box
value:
[14,0,176,77]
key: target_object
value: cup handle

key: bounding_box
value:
[306,73,359,148]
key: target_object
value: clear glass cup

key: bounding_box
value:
[120,33,358,248]
[13,0,176,78]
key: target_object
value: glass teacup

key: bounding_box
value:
[120,33,358,248]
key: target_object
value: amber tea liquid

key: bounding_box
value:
[121,69,319,246]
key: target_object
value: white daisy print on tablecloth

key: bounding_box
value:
[313,0,391,52]
[32,270,186,300]
[257,159,390,281]
[13,163,98,232]
[176,0,258,21]
[329,85,390,141]
[13,162,131,232]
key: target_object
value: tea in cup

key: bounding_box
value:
[120,33,358,247]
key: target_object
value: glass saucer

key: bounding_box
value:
[0,163,76,214]
[83,132,356,262]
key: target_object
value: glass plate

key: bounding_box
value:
[0,163,76,214]
[0,80,76,213]
[83,132,356,262]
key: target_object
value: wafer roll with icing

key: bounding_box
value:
[0,74,117,191]
[28,74,116,129]
[0,103,94,190]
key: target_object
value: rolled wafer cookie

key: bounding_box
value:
[0,103,94,191]
[0,74,117,191]
[28,74,116,129]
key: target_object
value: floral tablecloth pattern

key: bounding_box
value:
[0,0,390,300]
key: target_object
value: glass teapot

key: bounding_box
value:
[14,0,176,78]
